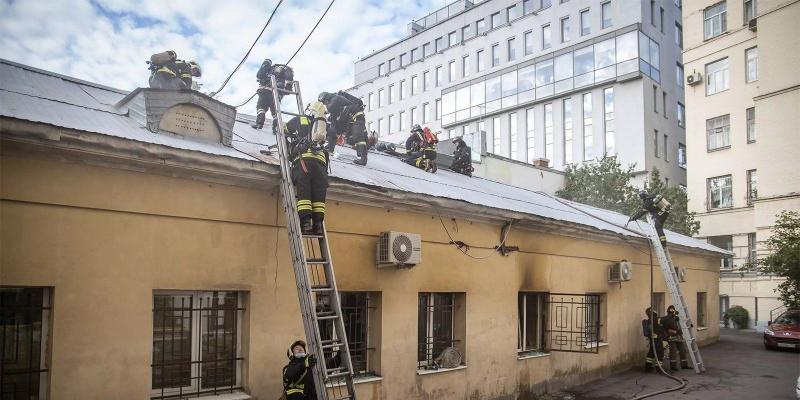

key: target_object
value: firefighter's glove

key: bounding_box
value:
[305,354,317,368]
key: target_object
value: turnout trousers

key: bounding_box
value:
[292,157,328,224]
[666,337,690,370]
[645,336,664,372]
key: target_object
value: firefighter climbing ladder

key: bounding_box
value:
[644,214,706,374]
[266,74,357,400]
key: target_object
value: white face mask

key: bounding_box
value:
[294,352,306,358]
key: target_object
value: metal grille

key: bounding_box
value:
[151,291,244,399]
[1,287,50,400]
[340,293,371,376]
[417,293,457,369]
[545,293,601,354]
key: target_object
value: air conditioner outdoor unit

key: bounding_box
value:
[674,266,688,282]
[376,231,422,268]
[608,261,633,282]
[686,72,703,86]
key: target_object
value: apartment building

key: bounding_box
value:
[682,0,800,328]
[348,0,688,186]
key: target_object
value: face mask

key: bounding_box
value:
[294,352,306,358]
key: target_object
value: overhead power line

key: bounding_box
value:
[211,0,284,98]
[286,0,336,65]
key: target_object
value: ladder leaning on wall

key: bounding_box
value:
[264,74,357,400]
[644,214,706,374]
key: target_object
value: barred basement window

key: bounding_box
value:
[1,287,51,400]
[151,291,245,399]
[418,293,465,369]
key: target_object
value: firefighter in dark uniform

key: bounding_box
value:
[661,305,691,370]
[319,91,368,165]
[175,60,201,89]
[642,307,665,372]
[252,59,294,130]
[628,190,671,248]
[283,340,318,400]
[403,124,438,172]
[284,105,329,236]
[148,50,185,90]
[450,137,474,177]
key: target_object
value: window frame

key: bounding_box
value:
[151,291,245,399]
[746,107,756,143]
[1,287,51,400]
[706,114,731,151]
[542,24,552,49]
[507,37,517,62]
[707,174,733,210]
[697,293,707,328]
[518,292,549,355]
[705,57,730,96]
[745,47,758,83]
[601,2,613,29]
[561,16,571,43]
[678,142,686,168]
[417,292,462,370]
[703,2,728,40]
[580,8,591,36]
[747,169,758,205]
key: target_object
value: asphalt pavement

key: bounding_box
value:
[564,328,800,400]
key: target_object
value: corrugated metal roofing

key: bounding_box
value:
[0,58,727,255]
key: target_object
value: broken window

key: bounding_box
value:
[518,292,548,354]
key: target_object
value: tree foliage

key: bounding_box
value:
[745,211,800,308]
[556,155,700,236]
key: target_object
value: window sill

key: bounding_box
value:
[193,392,251,400]
[517,352,551,360]
[707,146,731,153]
[697,327,708,331]
[417,365,467,375]
[326,375,383,388]
[584,341,609,349]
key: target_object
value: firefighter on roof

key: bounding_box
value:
[252,59,294,130]
[450,137,474,177]
[318,91,368,165]
[403,124,438,172]
[175,60,201,89]
[285,101,329,236]
[628,190,672,248]
[148,50,185,90]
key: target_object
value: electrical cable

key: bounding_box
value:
[232,91,258,108]
[285,0,336,65]
[211,0,285,98]
[437,214,513,260]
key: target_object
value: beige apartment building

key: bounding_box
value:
[682,0,800,328]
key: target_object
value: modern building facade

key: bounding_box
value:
[348,0,688,187]
[0,60,726,400]
[682,0,799,329]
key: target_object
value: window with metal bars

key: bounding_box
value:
[151,291,245,399]
[1,287,51,400]
[417,293,464,369]
[317,292,378,378]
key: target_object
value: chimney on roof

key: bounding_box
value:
[532,158,550,168]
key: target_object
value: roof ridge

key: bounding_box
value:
[0,58,130,95]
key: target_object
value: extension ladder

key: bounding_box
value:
[266,74,357,399]
[644,214,706,374]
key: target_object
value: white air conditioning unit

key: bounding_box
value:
[376,231,422,268]
[608,261,633,282]
[674,266,687,282]
[686,72,702,86]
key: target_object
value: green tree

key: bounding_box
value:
[556,155,639,215]
[556,156,700,236]
[745,211,800,308]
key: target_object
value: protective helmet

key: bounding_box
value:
[411,124,422,133]
[306,100,328,119]
[167,50,177,60]
[188,61,201,77]
[318,92,334,103]
[263,58,273,67]
[287,339,307,359]
[638,189,649,200]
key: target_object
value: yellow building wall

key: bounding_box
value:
[0,152,720,400]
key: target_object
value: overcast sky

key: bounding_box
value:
[0,0,445,115]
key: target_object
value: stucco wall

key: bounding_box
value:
[0,151,720,400]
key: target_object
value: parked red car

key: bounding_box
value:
[764,309,800,351]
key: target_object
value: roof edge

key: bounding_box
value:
[0,58,129,95]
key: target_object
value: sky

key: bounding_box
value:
[0,0,446,115]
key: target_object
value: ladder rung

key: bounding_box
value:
[281,110,303,117]
[311,286,334,292]
[303,234,325,239]
[317,313,339,320]
[326,369,351,378]
[321,341,343,350]
[306,258,329,264]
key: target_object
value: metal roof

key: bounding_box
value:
[0,58,728,256]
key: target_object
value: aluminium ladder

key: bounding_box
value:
[266,74,357,400]
[644,214,706,374]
